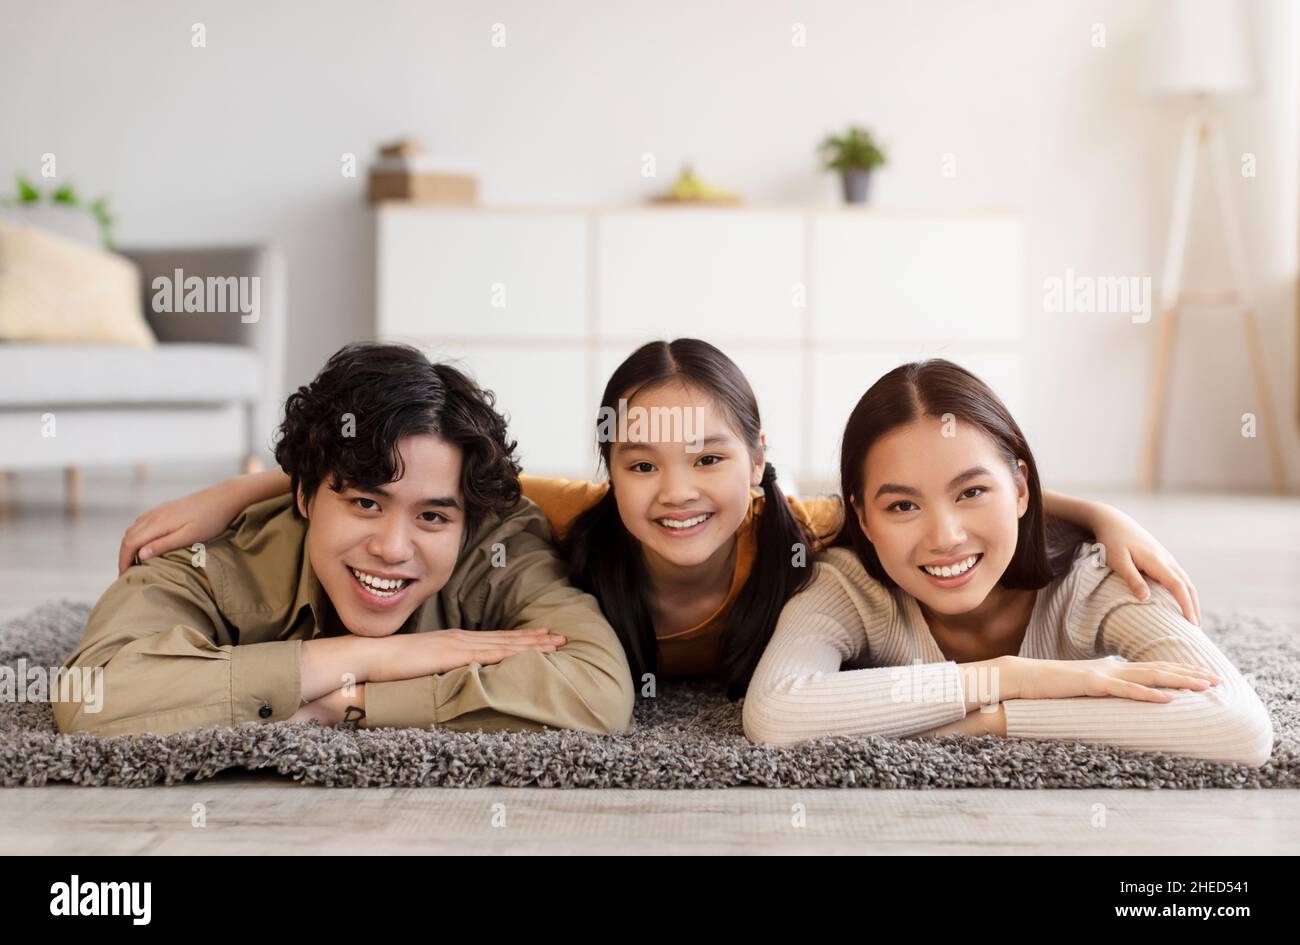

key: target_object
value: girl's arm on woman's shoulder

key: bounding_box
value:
[1042,489,1200,625]
[1002,575,1273,767]
[742,558,999,744]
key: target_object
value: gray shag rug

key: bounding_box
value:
[1,601,1296,789]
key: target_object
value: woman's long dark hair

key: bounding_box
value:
[829,359,1090,590]
[562,339,816,699]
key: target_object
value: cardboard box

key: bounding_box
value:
[366,171,478,205]
[379,139,426,159]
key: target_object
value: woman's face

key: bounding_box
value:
[851,416,1029,615]
[607,380,764,572]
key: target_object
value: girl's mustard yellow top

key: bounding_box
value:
[520,475,844,678]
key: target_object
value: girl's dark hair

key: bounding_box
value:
[562,338,816,699]
[274,342,521,542]
[830,359,1090,589]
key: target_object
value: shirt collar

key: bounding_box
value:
[291,542,331,639]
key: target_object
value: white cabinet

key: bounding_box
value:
[377,208,588,339]
[813,216,1023,344]
[599,211,804,342]
[377,206,1024,484]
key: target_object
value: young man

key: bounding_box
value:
[53,343,635,737]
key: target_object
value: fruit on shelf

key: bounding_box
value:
[652,164,741,205]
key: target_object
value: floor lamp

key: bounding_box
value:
[1139,0,1287,492]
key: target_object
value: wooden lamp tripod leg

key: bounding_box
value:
[1206,116,1288,492]
[1142,114,1201,490]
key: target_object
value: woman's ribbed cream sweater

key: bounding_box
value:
[743,543,1274,767]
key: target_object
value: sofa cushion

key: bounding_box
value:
[0,342,260,406]
[0,220,156,347]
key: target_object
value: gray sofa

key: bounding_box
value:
[0,241,286,500]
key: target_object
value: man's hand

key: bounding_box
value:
[368,627,567,682]
[299,628,567,707]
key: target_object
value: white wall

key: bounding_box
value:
[2,0,1296,490]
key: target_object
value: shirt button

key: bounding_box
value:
[258,705,273,719]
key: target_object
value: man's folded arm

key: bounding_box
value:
[364,531,635,735]
[53,552,303,737]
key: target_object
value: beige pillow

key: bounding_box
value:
[0,219,156,347]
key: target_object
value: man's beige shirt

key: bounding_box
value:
[54,493,635,737]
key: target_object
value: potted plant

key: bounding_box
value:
[818,125,886,204]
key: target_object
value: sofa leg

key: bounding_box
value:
[242,454,264,475]
[65,466,81,514]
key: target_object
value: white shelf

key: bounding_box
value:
[377,205,1025,483]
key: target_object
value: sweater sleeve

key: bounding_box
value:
[743,556,968,744]
[1001,575,1274,767]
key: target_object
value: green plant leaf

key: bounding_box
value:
[89,197,114,248]
[817,125,887,171]
[16,175,40,203]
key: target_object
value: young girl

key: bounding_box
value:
[119,340,1203,699]
[742,359,1272,767]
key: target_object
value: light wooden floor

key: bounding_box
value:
[1,464,1298,854]
[4,776,1297,855]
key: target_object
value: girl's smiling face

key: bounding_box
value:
[852,416,1029,615]
[608,380,765,572]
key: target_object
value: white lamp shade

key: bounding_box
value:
[1145,0,1254,96]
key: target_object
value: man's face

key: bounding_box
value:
[299,433,466,637]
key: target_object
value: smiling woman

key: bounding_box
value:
[742,359,1275,768]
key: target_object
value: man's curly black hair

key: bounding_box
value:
[273,342,522,541]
